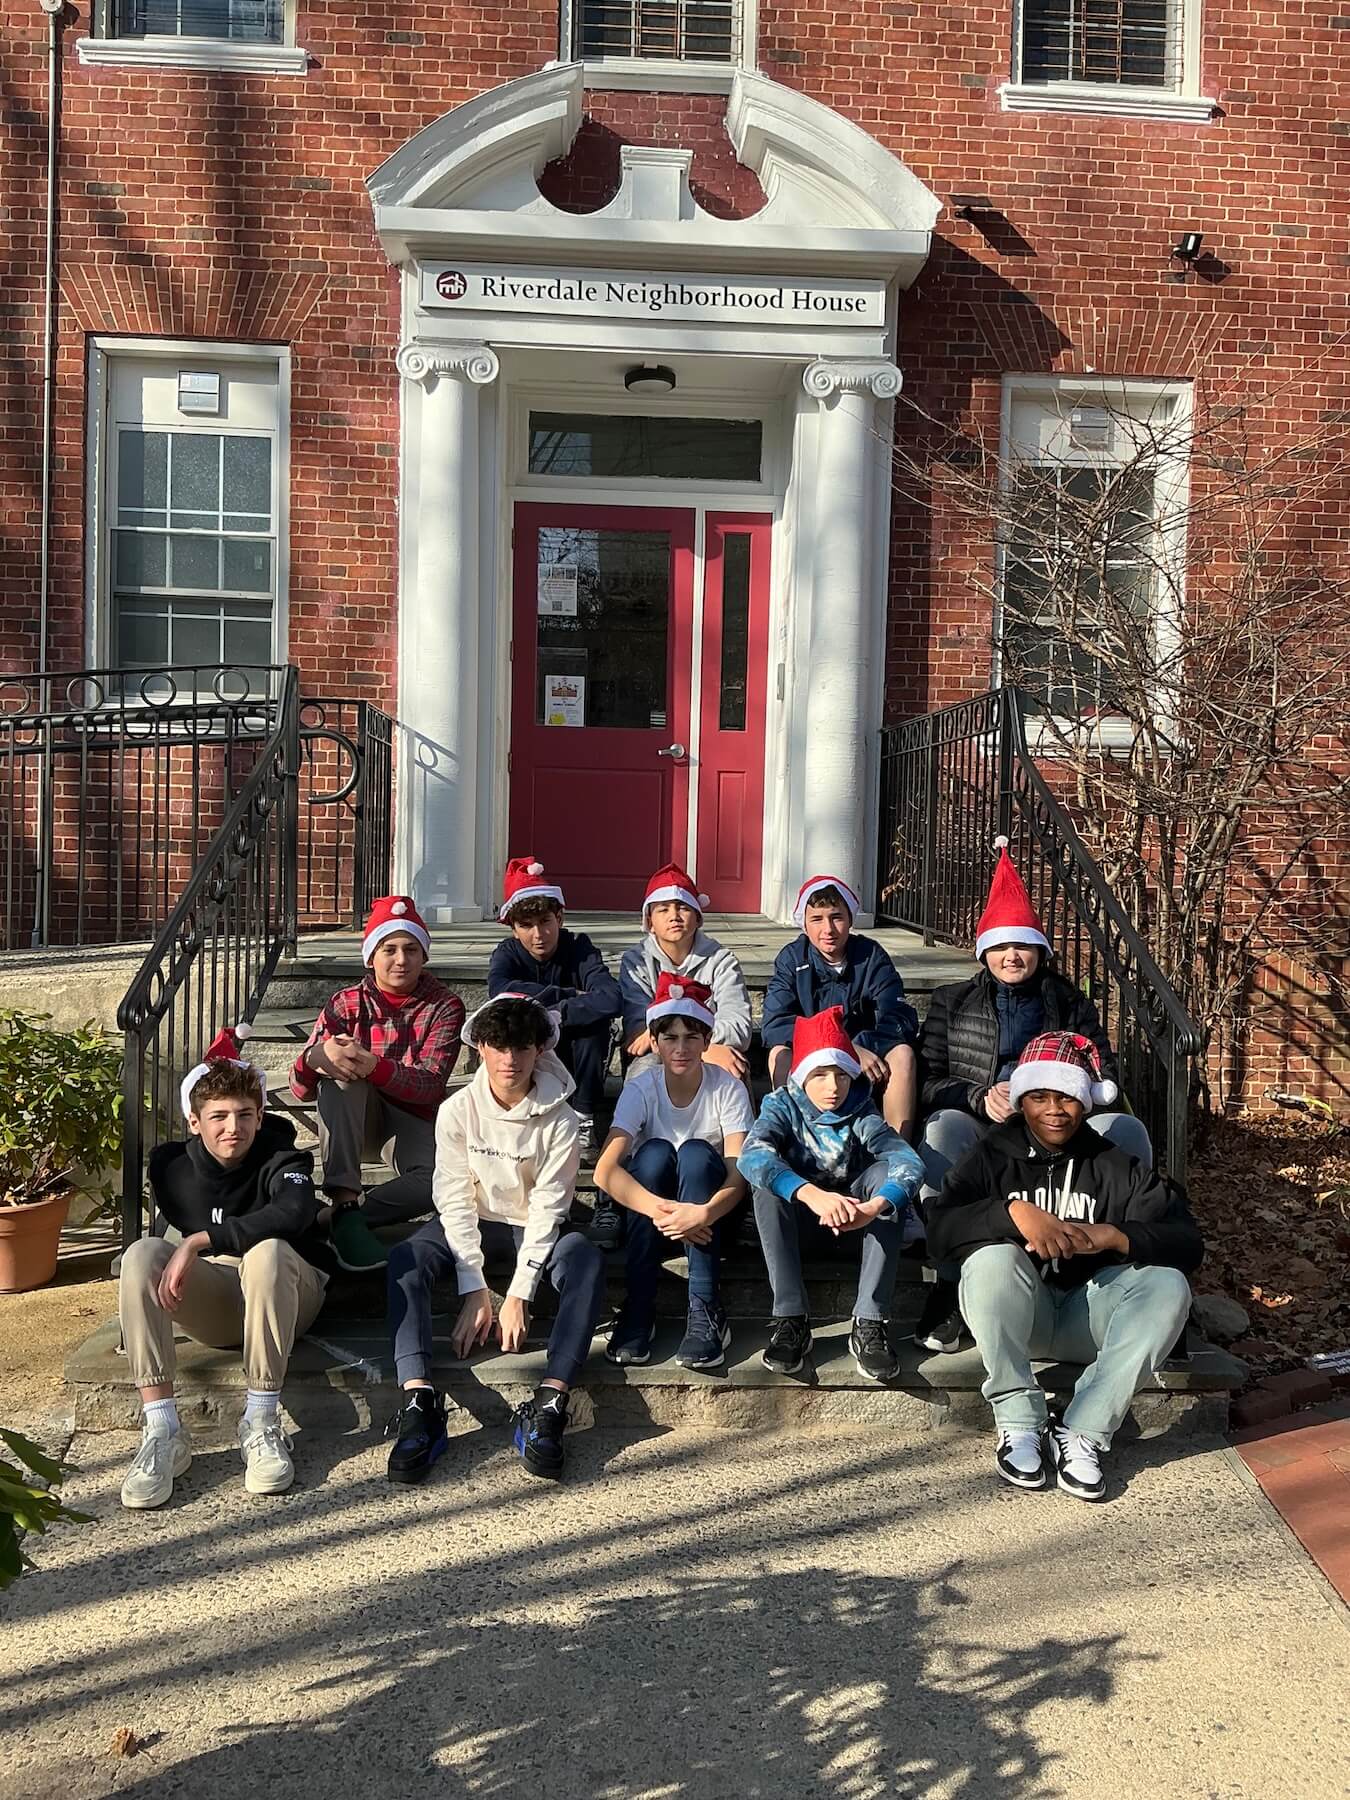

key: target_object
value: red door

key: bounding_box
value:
[695,514,772,914]
[510,504,695,911]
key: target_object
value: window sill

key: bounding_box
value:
[75,36,309,76]
[999,82,1216,123]
[572,56,740,93]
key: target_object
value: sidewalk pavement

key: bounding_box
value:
[2,1421,1347,1799]
[1236,1403,1350,1606]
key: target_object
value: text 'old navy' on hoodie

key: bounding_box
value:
[925,1115,1203,1289]
[431,1050,581,1303]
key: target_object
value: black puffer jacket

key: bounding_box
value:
[918,965,1118,1118]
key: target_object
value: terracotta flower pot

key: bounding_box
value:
[0,1191,72,1294]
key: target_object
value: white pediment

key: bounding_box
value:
[368,63,940,285]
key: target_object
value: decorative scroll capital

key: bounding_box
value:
[802,360,902,401]
[396,341,500,387]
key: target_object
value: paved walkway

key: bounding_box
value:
[1236,1404,1350,1606]
[2,1423,1346,1799]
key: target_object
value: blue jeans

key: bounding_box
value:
[622,1138,729,1326]
[959,1243,1192,1447]
[387,1216,606,1389]
[753,1160,903,1323]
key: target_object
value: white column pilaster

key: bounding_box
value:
[799,359,901,913]
[394,341,500,921]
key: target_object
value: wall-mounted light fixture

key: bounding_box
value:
[1171,231,1204,263]
[624,364,677,394]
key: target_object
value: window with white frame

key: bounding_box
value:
[998,380,1190,723]
[80,0,305,70]
[96,349,286,688]
[562,0,753,88]
[106,0,282,40]
[1003,0,1211,117]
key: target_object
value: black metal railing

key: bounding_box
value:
[116,667,301,1244]
[876,687,1202,1178]
[298,697,394,928]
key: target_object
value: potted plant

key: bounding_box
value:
[1,1427,92,1588]
[0,1011,123,1293]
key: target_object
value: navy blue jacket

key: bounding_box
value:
[487,929,622,1035]
[760,932,918,1055]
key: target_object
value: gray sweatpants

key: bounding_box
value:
[316,1077,438,1226]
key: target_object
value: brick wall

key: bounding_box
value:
[0,2,1345,1100]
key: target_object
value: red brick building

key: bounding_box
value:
[1,2,1346,1098]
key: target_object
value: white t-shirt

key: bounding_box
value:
[611,1063,755,1155]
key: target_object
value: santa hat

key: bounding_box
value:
[1009,1031,1119,1114]
[180,1021,265,1118]
[362,895,431,966]
[646,971,715,1032]
[974,837,1052,962]
[790,1005,862,1085]
[792,874,861,928]
[642,861,709,924]
[498,855,565,923]
[462,991,561,1051]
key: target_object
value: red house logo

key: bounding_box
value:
[435,270,468,301]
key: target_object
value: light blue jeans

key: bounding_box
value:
[958,1243,1191,1447]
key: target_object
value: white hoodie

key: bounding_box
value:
[431,1050,581,1302]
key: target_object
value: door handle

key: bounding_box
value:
[657,742,687,760]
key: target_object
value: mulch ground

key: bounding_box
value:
[1188,1112,1350,1376]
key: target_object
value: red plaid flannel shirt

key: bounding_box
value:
[290,972,465,1120]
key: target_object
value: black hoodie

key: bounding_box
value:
[925,1114,1203,1290]
[148,1113,327,1268]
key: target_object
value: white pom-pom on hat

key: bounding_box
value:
[234,1021,254,1043]
[390,900,408,916]
[669,984,684,998]
[697,893,709,908]
[994,835,1009,850]
[527,862,544,876]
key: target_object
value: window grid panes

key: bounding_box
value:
[1017,0,1178,87]
[1002,464,1158,717]
[110,0,284,40]
[529,414,762,482]
[113,425,276,682]
[575,0,738,61]
[717,534,751,732]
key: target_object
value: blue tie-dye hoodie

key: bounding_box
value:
[738,1078,925,1211]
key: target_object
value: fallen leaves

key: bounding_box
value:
[109,1728,142,1758]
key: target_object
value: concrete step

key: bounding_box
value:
[66,1314,1244,1439]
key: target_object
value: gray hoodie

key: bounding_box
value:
[618,929,753,1050]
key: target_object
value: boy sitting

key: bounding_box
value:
[383,994,606,1485]
[291,895,465,1272]
[118,1024,329,1508]
[925,1032,1200,1501]
[762,875,919,1140]
[488,855,622,1160]
[596,975,753,1372]
[739,1007,925,1383]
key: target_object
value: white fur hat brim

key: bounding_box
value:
[792,1047,862,1085]
[181,1060,266,1119]
[647,995,716,1031]
[498,884,565,923]
[1009,1061,1118,1113]
[643,883,708,920]
[462,993,561,1051]
[792,877,861,928]
[976,924,1052,961]
[363,918,431,964]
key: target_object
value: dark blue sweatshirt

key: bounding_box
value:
[487,929,622,1035]
[760,932,918,1055]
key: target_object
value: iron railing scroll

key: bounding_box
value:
[875,688,1202,1179]
[116,668,301,1246]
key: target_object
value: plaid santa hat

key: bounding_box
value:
[646,971,715,1032]
[790,1005,862,1085]
[180,1021,265,1118]
[792,874,861,928]
[642,861,709,924]
[362,895,431,966]
[1009,1031,1119,1113]
[974,837,1051,962]
[498,855,565,923]
[462,990,561,1051]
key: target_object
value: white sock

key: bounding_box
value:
[244,1390,280,1427]
[143,1397,179,1437]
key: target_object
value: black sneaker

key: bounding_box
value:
[1049,1426,1107,1502]
[512,1387,568,1480]
[915,1280,966,1354]
[762,1314,813,1374]
[605,1311,654,1366]
[588,1195,624,1251]
[385,1388,449,1485]
[849,1317,899,1383]
[676,1298,731,1370]
[995,1428,1048,1490]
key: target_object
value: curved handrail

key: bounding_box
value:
[1003,691,1202,1054]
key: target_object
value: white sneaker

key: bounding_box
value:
[238,1417,295,1495]
[121,1424,193,1509]
[995,1428,1047,1490]
[1050,1426,1107,1501]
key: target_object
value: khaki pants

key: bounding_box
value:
[119,1236,327,1392]
[315,1077,437,1226]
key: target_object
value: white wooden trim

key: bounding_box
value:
[999,82,1215,122]
[76,36,308,73]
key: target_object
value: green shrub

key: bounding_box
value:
[0,1429,93,1588]
[0,1011,123,1208]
